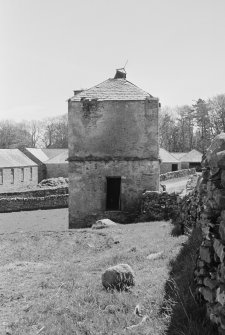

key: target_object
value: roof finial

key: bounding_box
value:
[114,67,126,79]
[114,60,128,79]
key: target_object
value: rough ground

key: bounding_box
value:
[0,216,187,335]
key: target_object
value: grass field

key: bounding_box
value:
[0,217,217,335]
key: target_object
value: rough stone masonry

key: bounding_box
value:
[68,70,160,228]
[192,133,225,334]
[173,133,225,334]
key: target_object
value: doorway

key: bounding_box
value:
[106,177,121,210]
[172,164,178,171]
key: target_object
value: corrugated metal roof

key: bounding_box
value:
[70,78,155,101]
[0,149,37,168]
[45,150,68,164]
[181,149,202,163]
[159,148,179,163]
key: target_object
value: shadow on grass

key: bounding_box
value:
[162,227,218,335]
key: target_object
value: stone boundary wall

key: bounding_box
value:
[171,133,225,334]
[0,186,68,212]
[160,168,196,181]
[0,186,68,199]
[193,134,225,335]
[0,194,68,213]
[139,191,179,221]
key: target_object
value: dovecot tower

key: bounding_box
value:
[68,69,160,228]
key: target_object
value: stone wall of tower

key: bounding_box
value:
[68,98,160,228]
[68,100,159,160]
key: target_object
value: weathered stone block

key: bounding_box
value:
[220,221,225,242]
[204,277,218,290]
[214,239,225,262]
[200,246,212,263]
[217,150,225,170]
[217,286,225,305]
[214,190,225,210]
[199,286,216,303]
[217,265,225,283]
[221,171,225,188]
[207,303,221,324]
[221,211,225,221]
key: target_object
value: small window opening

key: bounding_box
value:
[10,169,14,184]
[106,177,121,211]
[0,169,3,185]
[30,167,32,181]
[172,164,178,171]
[21,168,24,182]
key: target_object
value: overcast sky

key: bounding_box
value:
[1,0,225,121]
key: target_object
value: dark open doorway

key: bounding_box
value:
[106,177,121,210]
[172,164,178,171]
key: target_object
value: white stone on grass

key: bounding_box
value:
[102,264,135,290]
[147,251,163,260]
[92,218,117,229]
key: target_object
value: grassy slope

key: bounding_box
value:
[0,222,217,335]
[0,221,184,335]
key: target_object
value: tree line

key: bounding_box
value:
[0,114,68,149]
[1,93,225,151]
[160,93,225,153]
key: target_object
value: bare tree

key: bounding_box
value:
[192,99,211,154]
[209,94,225,135]
[0,120,32,148]
[26,120,44,147]
[43,114,68,148]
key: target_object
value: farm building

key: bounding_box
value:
[171,152,186,161]
[0,149,38,192]
[45,150,68,178]
[21,148,67,182]
[171,149,202,170]
[159,148,181,173]
[179,149,202,169]
[68,69,160,228]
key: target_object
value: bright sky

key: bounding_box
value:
[1,0,225,121]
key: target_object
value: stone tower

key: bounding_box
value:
[68,69,160,228]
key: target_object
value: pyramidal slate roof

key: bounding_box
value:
[70,78,155,102]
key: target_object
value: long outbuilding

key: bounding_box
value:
[0,149,38,192]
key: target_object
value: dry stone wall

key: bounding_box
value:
[170,133,225,334]
[160,168,196,181]
[193,133,225,335]
[139,191,179,221]
[0,186,68,212]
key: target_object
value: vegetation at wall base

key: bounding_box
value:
[162,227,218,335]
